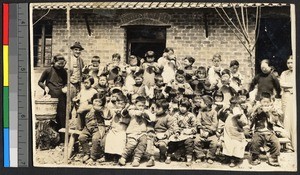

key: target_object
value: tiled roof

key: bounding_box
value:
[31,2,288,9]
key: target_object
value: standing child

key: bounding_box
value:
[83,56,101,84]
[78,94,109,162]
[126,69,146,103]
[249,92,282,166]
[222,96,248,167]
[73,75,98,130]
[141,51,160,87]
[166,97,197,166]
[182,56,196,82]
[93,74,110,99]
[102,53,126,86]
[190,66,207,95]
[229,60,244,87]
[118,96,155,167]
[38,54,67,131]
[207,54,223,88]
[157,47,177,84]
[194,95,218,164]
[219,69,237,107]
[169,70,194,97]
[124,55,140,92]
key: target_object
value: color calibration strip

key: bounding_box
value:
[3,3,10,167]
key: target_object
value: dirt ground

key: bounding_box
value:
[34,144,297,172]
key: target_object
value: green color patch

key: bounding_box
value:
[3,87,9,128]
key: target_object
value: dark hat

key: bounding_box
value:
[145,51,155,57]
[70,42,84,50]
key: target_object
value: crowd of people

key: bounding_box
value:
[38,41,295,168]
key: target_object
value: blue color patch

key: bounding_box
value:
[4,128,10,167]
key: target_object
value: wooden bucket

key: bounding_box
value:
[35,97,59,120]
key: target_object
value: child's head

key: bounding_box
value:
[175,69,186,83]
[91,93,106,111]
[183,56,195,68]
[91,56,100,67]
[135,96,147,111]
[145,51,155,63]
[133,69,144,85]
[98,74,108,86]
[287,55,293,71]
[238,89,249,102]
[196,66,207,79]
[260,59,271,74]
[82,75,94,89]
[113,75,124,87]
[156,99,169,115]
[259,91,272,108]
[213,90,224,103]
[163,47,174,59]
[193,94,202,107]
[212,54,222,67]
[178,97,191,114]
[154,74,165,87]
[129,55,138,66]
[115,93,127,109]
[52,54,66,69]
[220,69,231,85]
[110,89,123,104]
[112,53,121,65]
[229,60,239,74]
[229,95,241,107]
[199,95,213,110]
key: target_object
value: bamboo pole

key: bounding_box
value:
[64,5,71,164]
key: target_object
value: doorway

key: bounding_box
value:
[126,26,167,63]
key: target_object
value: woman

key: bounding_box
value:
[280,55,295,151]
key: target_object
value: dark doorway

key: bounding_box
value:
[255,14,291,75]
[126,26,167,63]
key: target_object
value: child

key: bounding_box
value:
[190,66,207,95]
[169,70,194,97]
[126,69,146,103]
[219,69,237,107]
[166,97,197,166]
[182,56,196,81]
[83,56,101,83]
[212,90,224,113]
[229,60,244,86]
[141,51,160,87]
[157,47,177,84]
[118,96,155,167]
[73,75,98,130]
[191,93,202,116]
[194,95,218,164]
[222,96,248,167]
[145,99,177,167]
[38,54,67,133]
[249,92,282,166]
[124,55,140,92]
[102,53,126,86]
[104,93,131,162]
[249,59,281,101]
[207,54,223,88]
[78,93,109,162]
[93,74,110,99]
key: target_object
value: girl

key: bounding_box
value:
[141,51,160,87]
[38,54,67,130]
[190,66,207,95]
[157,47,178,84]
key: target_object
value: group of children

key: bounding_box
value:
[39,47,293,168]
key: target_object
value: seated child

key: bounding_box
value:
[194,95,218,164]
[93,74,110,99]
[145,99,177,167]
[104,93,131,162]
[102,53,126,86]
[126,69,146,103]
[83,56,101,83]
[190,66,207,95]
[169,70,194,97]
[118,96,155,167]
[249,92,282,166]
[73,75,98,130]
[78,93,109,162]
[166,97,197,166]
[222,96,248,167]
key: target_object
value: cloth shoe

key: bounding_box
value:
[118,157,126,166]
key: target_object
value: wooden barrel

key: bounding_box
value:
[35,97,59,120]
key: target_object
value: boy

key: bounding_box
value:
[78,93,108,162]
[249,59,281,101]
[102,53,126,86]
[194,95,218,164]
[219,69,237,106]
[207,54,223,88]
[249,92,281,166]
[118,96,155,167]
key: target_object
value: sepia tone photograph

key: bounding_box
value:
[30,1,297,171]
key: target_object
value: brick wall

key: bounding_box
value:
[44,8,257,83]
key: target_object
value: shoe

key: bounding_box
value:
[229,160,236,167]
[186,156,192,166]
[195,157,205,163]
[97,156,106,163]
[165,157,171,164]
[146,157,155,167]
[268,156,280,167]
[207,159,214,164]
[82,155,90,162]
[118,157,126,166]
[132,159,140,167]
[251,158,261,166]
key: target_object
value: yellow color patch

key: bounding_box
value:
[3,46,9,86]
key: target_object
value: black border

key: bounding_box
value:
[0,0,299,175]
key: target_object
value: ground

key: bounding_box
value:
[34,145,297,171]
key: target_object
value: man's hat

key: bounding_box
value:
[70,42,84,50]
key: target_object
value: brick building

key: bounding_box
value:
[31,2,292,84]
